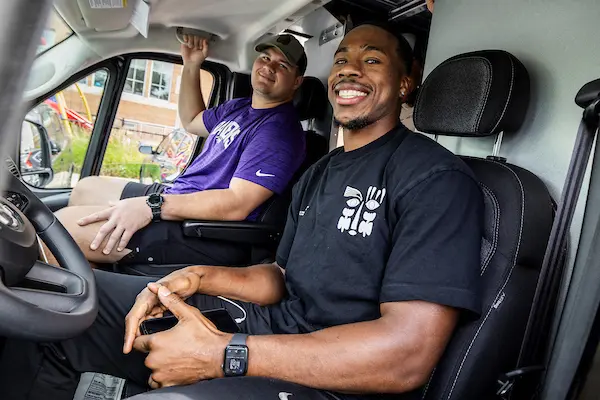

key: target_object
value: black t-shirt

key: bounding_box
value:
[268,125,484,334]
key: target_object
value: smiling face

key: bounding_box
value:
[328,25,411,131]
[251,47,303,102]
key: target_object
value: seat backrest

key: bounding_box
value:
[413,51,555,399]
[229,72,252,99]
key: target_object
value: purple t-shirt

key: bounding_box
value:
[164,98,306,220]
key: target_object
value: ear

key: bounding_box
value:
[293,75,304,91]
[426,0,435,12]
[399,75,412,103]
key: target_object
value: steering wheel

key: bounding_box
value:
[0,164,97,341]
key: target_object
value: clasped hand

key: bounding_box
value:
[126,282,232,389]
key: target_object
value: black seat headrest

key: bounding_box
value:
[230,72,252,99]
[414,50,530,137]
[294,77,328,121]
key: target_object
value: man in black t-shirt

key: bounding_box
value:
[1,22,483,400]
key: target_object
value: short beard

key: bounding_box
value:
[334,117,374,131]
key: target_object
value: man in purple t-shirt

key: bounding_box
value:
[47,34,307,268]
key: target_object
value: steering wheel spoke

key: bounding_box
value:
[24,260,86,295]
[10,288,84,314]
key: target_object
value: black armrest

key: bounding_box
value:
[182,220,282,245]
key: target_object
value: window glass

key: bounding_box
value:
[37,9,73,55]
[21,69,108,188]
[93,70,108,88]
[150,61,173,101]
[124,59,147,96]
[99,59,214,184]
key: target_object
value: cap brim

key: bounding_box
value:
[255,43,297,67]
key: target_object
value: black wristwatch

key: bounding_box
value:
[223,333,249,377]
[146,193,164,222]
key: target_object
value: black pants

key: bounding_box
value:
[0,270,341,400]
[118,182,251,267]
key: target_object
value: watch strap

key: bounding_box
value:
[147,193,163,222]
[151,207,161,221]
[229,333,248,346]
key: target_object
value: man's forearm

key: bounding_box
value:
[191,264,285,306]
[179,63,206,131]
[161,190,245,221]
[244,306,454,394]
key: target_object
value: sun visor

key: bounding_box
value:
[77,0,136,32]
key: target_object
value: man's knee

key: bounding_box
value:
[54,206,130,264]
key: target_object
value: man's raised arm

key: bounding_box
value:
[179,35,210,136]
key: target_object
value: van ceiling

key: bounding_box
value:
[57,0,430,49]
[61,0,325,39]
[54,0,329,69]
[48,0,430,79]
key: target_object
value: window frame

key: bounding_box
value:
[21,57,123,195]
[94,53,226,179]
[18,52,228,197]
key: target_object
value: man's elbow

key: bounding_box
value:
[181,120,192,132]
[181,120,199,135]
[381,346,437,393]
[389,364,433,393]
[221,207,250,221]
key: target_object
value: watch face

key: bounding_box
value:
[224,346,248,376]
[147,193,163,206]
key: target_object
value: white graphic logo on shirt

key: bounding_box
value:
[278,393,293,400]
[213,120,241,149]
[337,186,386,237]
[256,169,275,177]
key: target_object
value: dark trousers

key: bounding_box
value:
[0,270,340,400]
[118,182,251,267]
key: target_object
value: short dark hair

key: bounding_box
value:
[296,52,308,76]
[351,21,413,76]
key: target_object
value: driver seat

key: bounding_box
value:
[413,51,555,398]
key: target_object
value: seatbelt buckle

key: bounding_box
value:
[496,365,544,398]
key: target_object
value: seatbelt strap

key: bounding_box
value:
[500,86,600,399]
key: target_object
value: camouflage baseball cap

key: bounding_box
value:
[255,34,307,73]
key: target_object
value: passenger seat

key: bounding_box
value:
[117,76,330,277]
[412,50,555,399]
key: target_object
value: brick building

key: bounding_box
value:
[65,63,214,137]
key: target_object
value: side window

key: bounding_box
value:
[21,69,108,188]
[100,59,214,184]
